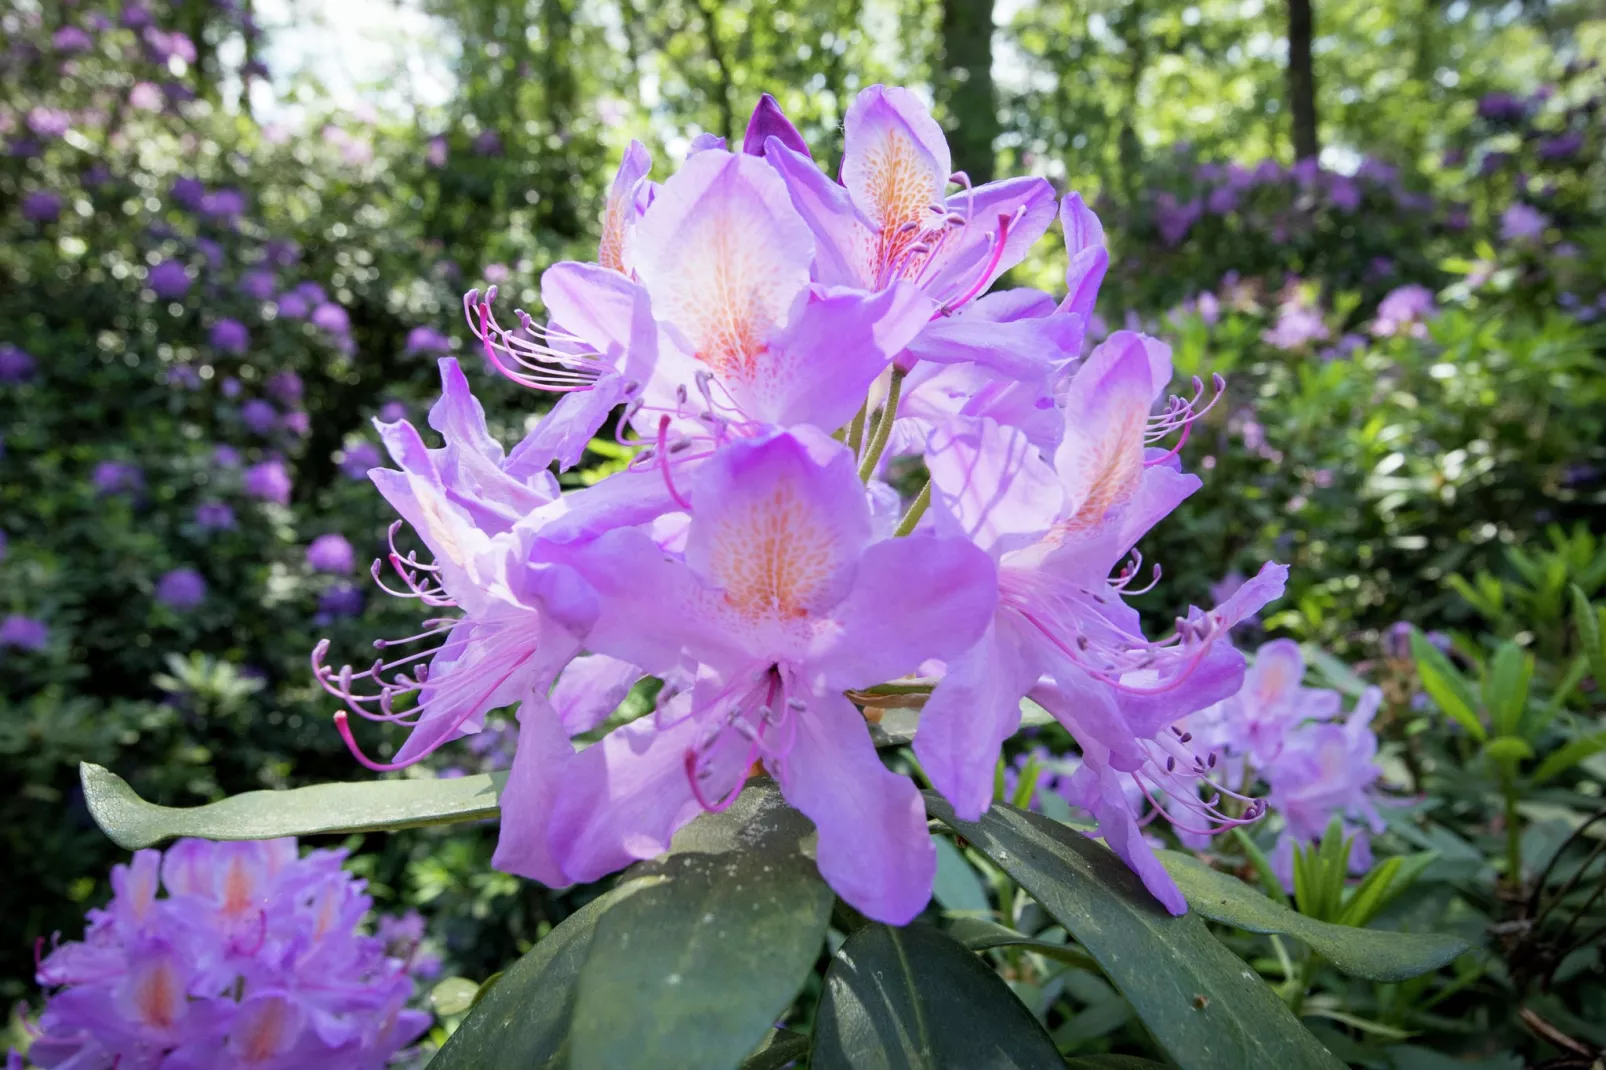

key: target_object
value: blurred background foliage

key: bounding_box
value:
[2,0,1604,1061]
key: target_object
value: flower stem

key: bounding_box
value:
[846,400,868,456]
[893,480,931,536]
[858,369,905,482]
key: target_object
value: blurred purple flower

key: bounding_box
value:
[1501,203,1547,243]
[317,582,365,619]
[282,409,311,436]
[1477,92,1525,122]
[473,130,503,155]
[311,302,350,333]
[405,325,451,355]
[0,344,37,383]
[155,567,207,609]
[200,188,246,220]
[307,533,356,573]
[244,459,292,504]
[1154,193,1202,246]
[0,615,49,651]
[213,444,241,467]
[129,81,163,111]
[240,399,278,434]
[194,502,236,530]
[276,290,310,318]
[1373,284,1436,338]
[1538,131,1584,161]
[171,177,206,209]
[1205,186,1238,215]
[26,107,71,138]
[340,441,382,478]
[21,191,61,223]
[209,318,250,354]
[238,268,276,300]
[266,370,303,404]
[220,376,242,399]
[165,364,202,389]
[426,136,448,167]
[147,260,192,299]
[378,401,407,423]
[1263,303,1330,351]
[92,461,142,495]
[295,281,328,304]
[53,26,93,52]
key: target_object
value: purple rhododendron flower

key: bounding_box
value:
[1263,302,1330,351]
[171,177,206,209]
[341,441,383,479]
[210,318,250,354]
[244,460,292,504]
[201,188,246,220]
[92,461,142,495]
[147,260,192,299]
[378,402,407,423]
[1373,284,1436,338]
[1477,92,1525,122]
[267,370,303,404]
[318,583,366,620]
[283,410,311,436]
[27,108,71,138]
[312,303,350,333]
[311,86,1294,924]
[1501,203,1547,243]
[307,533,356,573]
[239,269,276,300]
[405,326,451,355]
[129,81,163,111]
[26,839,429,1068]
[276,291,310,318]
[22,191,61,223]
[213,444,242,467]
[195,502,236,530]
[241,399,278,434]
[0,614,49,651]
[53,25,93,52]
[0,344,37,383]
[155,567,207,609]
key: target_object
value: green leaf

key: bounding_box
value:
[1303,646,1371,697]
[867,699,1054,749]
[926,796,1345,1070]
[932,836,991,915]
[80,763,505,850]
[1482,642,1531,738]
[1231,829,1291,907]
[1532,730,1606,784]
[1063,1058,1170,1069]
[430,885,640,1069]
[811,922,1063,1069]
[1409,631,1485,741]
[429,976,481,1017]
[1336,857,1402,929]
[569,782,832,1070]
[1572,585,1606,688]
[1158,852,1467,981]
[1484,735,1535,765]
[739,1029,812,1070]
[947,917,1100,971]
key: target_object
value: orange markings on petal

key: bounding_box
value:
[1052,401,1147,539]
[705,481,844,624]
[130,959,182,1030]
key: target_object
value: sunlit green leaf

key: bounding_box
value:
[80,762,505,850]
[926,796,1344,1069]
[1409,631,1485,741]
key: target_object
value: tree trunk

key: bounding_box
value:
[693,0,736,145]
[937,0,997,183]
[1287,0,1319,160]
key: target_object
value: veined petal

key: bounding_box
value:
[763,139,873,287]
[684,429,870,643]
[540,260,659,385]
[1058,192,1108,319]
[842,85,951,236]
[1048,332,1156,540]
[1063,746,1188,915]
[927,416,1064,558]
[599,140,652,274]
[918,176,1058,304]
[550,653,643,735]
[905,288,1082,379]
[775,688,934,924]
[633,150,814,382]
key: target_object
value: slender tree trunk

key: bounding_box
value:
[1117,0,1147,199]
[692,0,736,144]
[1287,0,1319,160]
[540,0,581,237]
[937,0,997,183]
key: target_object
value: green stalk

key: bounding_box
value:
[893,481,931,536]
[857,369,905,482]
[845,399,868,456]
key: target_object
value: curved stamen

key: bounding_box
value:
[657,414,693,510]
[937,211,1016,316]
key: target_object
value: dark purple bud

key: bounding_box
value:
[741,93,810,159]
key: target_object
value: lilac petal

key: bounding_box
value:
[1029,665,1147,771]
[815,533,998,690]
[540,260,659,384]
[490,695,574,886]
[1066,751,1188,914]
[762,139,870,287]
[505,376,633,475]
[547,712,705,883]
[550,653,643,735]
[428,357,504,463]
[841,85,951,231]
[1244,639,1306,709]
[1050,332,1156,526]
[926,416,1064,557]
[633,151,813,375]
[906,290,1081,379]
[1202,561,1290,631]
[914,618,1042,820]
[742,93,810,158]
[600,140,652,273]
[747,282,929,430]
[776,689,934,924]
[1110,641,1248,740]
[920,177,1059,304]
[1058,193,1108,319]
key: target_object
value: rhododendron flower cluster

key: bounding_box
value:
[314,86,1287,923]
[16,838,428,1069]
